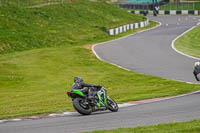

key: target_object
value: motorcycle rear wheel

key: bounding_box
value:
[73,98,92,115]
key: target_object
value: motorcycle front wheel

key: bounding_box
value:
[73,98,92,115]
[107,98,118,112]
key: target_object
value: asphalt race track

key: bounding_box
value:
[1,16,200,133]
[94,16,200,83]
[1,92,200,133]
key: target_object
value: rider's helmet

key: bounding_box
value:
[74,77,84,83]
[194,61,200,69]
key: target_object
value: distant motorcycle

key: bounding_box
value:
[67,87,118,115]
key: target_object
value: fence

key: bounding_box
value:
[160,1,200,10]
[117,0,200,10]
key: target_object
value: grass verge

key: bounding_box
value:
[86,119,200,133]
[174,26,200,58]
[0,0,145,54]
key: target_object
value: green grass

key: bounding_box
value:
[0,0,200,119]
[86,119,200,133]
[0,0,145,54]
[0,0,67,7]
[160,2,200,10]
[174,26,200,58]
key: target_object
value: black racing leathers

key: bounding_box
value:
[193,65,200,81]
[72,82,101,98]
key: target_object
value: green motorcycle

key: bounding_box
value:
[67,87,118,115]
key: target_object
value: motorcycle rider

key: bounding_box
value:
[72,77,102,101]
[193,61,200,81]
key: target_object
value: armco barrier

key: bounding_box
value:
[107,19,149,36]
[159,10,165,15]
[131,10,200,15]
[135,23,139,28]
[182,10,188,15]
[170,10,176,15]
